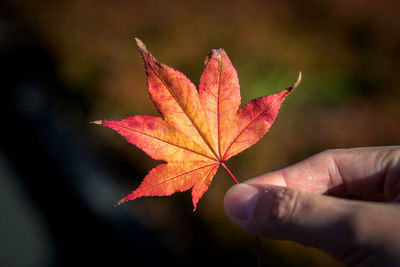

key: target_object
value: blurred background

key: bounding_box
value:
[1,0,400,266]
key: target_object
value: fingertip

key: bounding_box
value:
[224,184,261,220]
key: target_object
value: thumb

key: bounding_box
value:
[224,183,357,254]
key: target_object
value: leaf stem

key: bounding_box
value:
[256,235,261,267]
[221,162,239,184]
[221,162,261,267]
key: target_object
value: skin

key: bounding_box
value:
[224,146,400,266]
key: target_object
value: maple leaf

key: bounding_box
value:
[94,39,301,210]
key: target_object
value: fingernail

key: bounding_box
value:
[224,184,260,220]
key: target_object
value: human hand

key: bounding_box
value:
[224,147,400,266]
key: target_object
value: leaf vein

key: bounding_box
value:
[223,105,273,160]
[138,163,219,193]
[116,124,217,161]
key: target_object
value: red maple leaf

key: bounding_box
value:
[94,39,301,210]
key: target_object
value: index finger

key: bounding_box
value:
[245,146,400,202]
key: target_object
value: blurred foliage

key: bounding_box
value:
[6,0,400,266]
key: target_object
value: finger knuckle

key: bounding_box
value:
[271,187,302,224]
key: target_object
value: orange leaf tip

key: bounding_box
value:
[90,120,103,125]
[134,38,148,52]
[288,71,302,92]
[113,198,126,207]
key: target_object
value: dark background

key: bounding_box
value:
[1,1,400,266]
